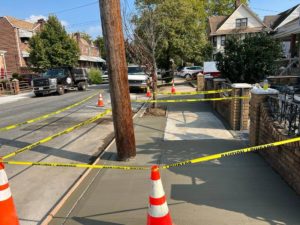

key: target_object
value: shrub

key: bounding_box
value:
[88,68,102,84]
[216,34,282,83]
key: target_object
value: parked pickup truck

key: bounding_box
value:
[32,67,89,97]
[127,65,150,91]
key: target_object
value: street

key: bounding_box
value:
[0,84,148,225]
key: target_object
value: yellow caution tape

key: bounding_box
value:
[2,109,111,160]
[132,96,249,103]
[0,93,98,132]
[155,89,232,96]
[162,136,300,169]
[2,161,149,170]
[3,136,300,170]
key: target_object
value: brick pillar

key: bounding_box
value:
[249,89,279,146]
[196,73,204,91]
[11,79,20,95]
[213,78,226,109]
[230,83,252,130]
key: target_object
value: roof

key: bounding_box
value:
[263,15,280,28]
[264,4,300,30]
[4,16,39,31]
[212,27,266,36]
[209,4,267,36]
[208,16,228,35]
[79,55,106,63]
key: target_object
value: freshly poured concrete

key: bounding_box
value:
[164,111,233,140]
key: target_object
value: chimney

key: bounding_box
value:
[37,18,46,29]
[75,32,81,43]
[235,0,241,9]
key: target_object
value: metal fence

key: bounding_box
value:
[268,95,300,136]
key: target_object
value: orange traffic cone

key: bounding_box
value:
[0,161,20,225]
[171,79,176,94]
[97,93,104,107]
[147,165,173,225]
[146,86,152,97]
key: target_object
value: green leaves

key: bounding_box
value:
[29,15,79,72]
[133,0,249,68]
[216,34,283,83]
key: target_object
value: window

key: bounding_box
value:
[236,18,248,28]
[212,36,217,47]
[221,36,226,46]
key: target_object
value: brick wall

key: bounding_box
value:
[257,102,300,194]
[205,78,250,130]
[0,18,20,75]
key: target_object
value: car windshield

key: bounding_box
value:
[128,67,144,74]
[43,69,65,78]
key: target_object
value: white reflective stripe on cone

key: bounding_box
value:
[150,180,165,198]
[0,188,12,201]
[0,169,8,186]
[148,202,169,218]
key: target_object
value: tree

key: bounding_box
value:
[29,15,79,72]
[216,34,282,83]
[94,36,106,59]
[132,0,250,69]
[206,0,248,16]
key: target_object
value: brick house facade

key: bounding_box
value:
[0,17,105,81]
[0,16,43,78]
[0,50,7,79]
[72,32,105,69]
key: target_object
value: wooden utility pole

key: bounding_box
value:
[99,0,136,160]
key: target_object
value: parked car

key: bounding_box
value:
[203,61,221,78]
[178,66,203,80]
[127,65,150,91]
[102,71,109,83]
[32,67,89,97]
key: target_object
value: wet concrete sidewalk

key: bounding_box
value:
[48,83,300,225]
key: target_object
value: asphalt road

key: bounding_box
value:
[0,84,148,225]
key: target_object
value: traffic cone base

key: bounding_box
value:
[146,86,152,97]
[171,79,176,94]
[147,212,173,225]
[0,162,20,225]
[147,165,173,225]
[97,93,104,107]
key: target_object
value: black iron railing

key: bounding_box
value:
[268,95,300,136]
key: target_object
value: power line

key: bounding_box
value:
[67,19,100,28]
[252,7,280,13]
[49,1,98,15]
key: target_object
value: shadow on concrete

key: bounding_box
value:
[73,217,123,225]
[134,131,300,224]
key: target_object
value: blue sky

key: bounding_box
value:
[0,0,299,38]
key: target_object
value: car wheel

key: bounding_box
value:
[78,82,87,91]
[57,85,65,95]
[185,74,192,80]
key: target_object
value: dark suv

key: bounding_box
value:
[32,67,89,97]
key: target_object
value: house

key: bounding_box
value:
[264,4,300,58]
[72,32,106,69]
[0,50,7,79]
[0,16,105,80]
[208,3,269,56]
[0,16,44,78]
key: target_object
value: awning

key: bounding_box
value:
[79,55,106,63]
